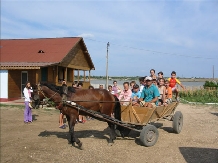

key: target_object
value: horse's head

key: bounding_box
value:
[29,83,42,108]
[30,82,63,108]
[31,82,76,108]
[40,82,63,99]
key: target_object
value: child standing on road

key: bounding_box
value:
[77,82,86,123]
[59,80,67,129]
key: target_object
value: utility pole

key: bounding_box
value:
[213,65,214,80]
[106,42,110,89]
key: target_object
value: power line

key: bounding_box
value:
[85,37,217,60]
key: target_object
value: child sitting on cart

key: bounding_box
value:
[131,84,141,106]
[157,78,167,106]
[165,80,172,104]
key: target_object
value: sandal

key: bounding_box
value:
[59,124,65,128]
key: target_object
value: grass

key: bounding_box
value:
[0,103,24,109]
[180,89,218,104]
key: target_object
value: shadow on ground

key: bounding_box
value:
[38,127,143,145]
[32,114,39,121]
[38,129,117,144]
[179,147,218,163]
[211,112,218,117]
[38,129,111,142]
[150,122,176,134]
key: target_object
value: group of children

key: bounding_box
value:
[107,70,185,107]
[151,70,185,105]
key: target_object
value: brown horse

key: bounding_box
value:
[33,83,122,149]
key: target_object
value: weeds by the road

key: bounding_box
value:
[180,89,218,103]
[0,103,24,109]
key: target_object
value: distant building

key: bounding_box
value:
[0,37,95,101]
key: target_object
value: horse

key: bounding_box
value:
[33,82,123,149]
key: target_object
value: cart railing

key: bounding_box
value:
[121,102,179,125]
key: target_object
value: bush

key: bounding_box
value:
[203,81,218,88]
[180,89,218,103]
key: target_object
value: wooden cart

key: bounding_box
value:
[63,100,183,147]
[119,102,183,147]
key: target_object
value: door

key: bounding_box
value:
[21,71,28,97]
[41,67,48,82]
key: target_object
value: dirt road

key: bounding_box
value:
[1,104,218,163]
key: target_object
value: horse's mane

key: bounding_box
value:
[67,86,76,93]
[40,82,61,92]
[40,82,76,94]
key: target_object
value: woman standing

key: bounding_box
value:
[112,80,121,97]
[23,81,33,124]
[150,69,157,80]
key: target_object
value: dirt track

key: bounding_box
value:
[1,103,218,163]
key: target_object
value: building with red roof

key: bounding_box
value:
[0,37,95,101]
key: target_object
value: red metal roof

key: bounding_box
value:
[0,37,81,63]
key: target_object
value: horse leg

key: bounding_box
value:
[69,115,83,149]
[65,115,71,144]
[107,122,116,146]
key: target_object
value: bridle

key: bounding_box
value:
[37,83,59,102]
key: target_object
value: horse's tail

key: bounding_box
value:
[113,95,121,121]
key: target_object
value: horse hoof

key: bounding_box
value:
[108,143,113,146]
[78,142,84,150]
[79,145,84,150]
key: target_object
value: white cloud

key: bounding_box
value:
[1,0,218,77]
[77,33,94,38]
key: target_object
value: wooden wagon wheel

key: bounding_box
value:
[139,124,159,147]
[172,111,183,134]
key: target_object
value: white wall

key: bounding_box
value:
[0,70,8,98]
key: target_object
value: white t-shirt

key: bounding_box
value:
[23,87,33,102]
[140,85,144,93]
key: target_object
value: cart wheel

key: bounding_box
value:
[140,125,159,147]
[172,111,183,134]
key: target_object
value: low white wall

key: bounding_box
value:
[0,70,8,98]
[91,83,106,89]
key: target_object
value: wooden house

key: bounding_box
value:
[0,37,95,101]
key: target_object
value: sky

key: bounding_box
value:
[1,0,218,78]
